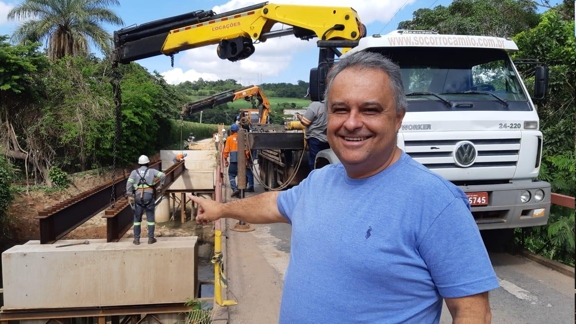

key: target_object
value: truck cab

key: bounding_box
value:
[316,30,551,230]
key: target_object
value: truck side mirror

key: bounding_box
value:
[309,63,331,101]
[533,66,548,101]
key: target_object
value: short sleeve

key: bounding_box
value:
[303,103,318,121]
[277,177,309,224]
[418,197,500,298]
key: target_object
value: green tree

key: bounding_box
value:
[398,0,540,37]
[37,55,113,171]
[0,152,14,241]
[0,36,49,184]
[514,10,575,180]
[512,10,575,265]
[7,0,123,60]
[110,63,183,163]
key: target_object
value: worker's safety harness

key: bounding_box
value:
[135,168,155,208]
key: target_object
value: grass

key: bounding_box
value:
[185,95,310,110]
[227,97,309,110]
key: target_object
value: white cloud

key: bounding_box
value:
[161,68,220,85]
[0,1,15,25]
[160,36,315,85]
[160,0,414,85]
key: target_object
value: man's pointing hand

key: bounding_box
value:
[188,194,222,224]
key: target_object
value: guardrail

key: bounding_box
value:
[550,193,575,209]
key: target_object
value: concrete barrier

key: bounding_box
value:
[161,150,216,170]
[2,237,198,310]
[161,150,216,191]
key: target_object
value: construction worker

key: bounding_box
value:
[213,132,220,150]
[173,152,187,163]
[126,155,166,245]
[221,128,227,142]
[223,124,254,198]
[297,87,330,171]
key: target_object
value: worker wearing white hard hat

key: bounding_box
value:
[126,155,166,245]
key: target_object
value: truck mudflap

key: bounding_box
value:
[461,180,551,230]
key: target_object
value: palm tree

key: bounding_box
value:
[8,0,124,60]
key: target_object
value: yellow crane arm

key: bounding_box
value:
[114,2,365,63]
[181,85,272,124]
[233,86,271,124]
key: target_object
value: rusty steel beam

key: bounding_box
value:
[37,162,161,244]
[104,160,186,242]
[0,302,195,321]
[104,198,134,242]
[551,193,575,209]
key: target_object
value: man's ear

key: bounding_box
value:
[395,109,406,131]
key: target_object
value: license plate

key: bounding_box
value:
[466,192,489,206]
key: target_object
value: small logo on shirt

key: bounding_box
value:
[365,226,372,239]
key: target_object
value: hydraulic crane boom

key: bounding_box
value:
[181,85,271,124]
[113,2,365,64]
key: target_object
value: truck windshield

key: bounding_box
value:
[375,47,530,112]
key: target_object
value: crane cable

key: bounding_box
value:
[109,60,123,208]
[250,139,306,192]
[180,115,185,152]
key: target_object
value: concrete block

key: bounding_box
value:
[161,150,216,170]
[2,237,198,310]
[168,170,215,191]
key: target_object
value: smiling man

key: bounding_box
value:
[189,51,499,323]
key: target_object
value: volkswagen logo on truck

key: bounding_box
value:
[453,141,477,167]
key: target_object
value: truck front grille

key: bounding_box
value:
[404,138,520,169]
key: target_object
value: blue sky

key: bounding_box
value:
[0,0,559,85]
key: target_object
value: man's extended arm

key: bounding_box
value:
[188,192,288,225]
[297,112,312,126]
[155,170,166,187]
[445,292,491,324]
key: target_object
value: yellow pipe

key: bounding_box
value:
[286,120,305,130]
[214,230,237,306]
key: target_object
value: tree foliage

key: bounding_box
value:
[7,0,123,60]
[0,152,14,241]
[259,80,308,98]
[0,39,190,184]
[512,9,574,265]
[398,0,540,37]
[0,36,49,184]
[514,10,575,156]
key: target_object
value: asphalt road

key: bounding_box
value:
[250,222,574,323]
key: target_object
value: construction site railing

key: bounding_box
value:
[212,137,237,306]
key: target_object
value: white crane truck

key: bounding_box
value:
[313,30,551,231]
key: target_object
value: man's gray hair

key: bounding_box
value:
[324,51,407,114]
